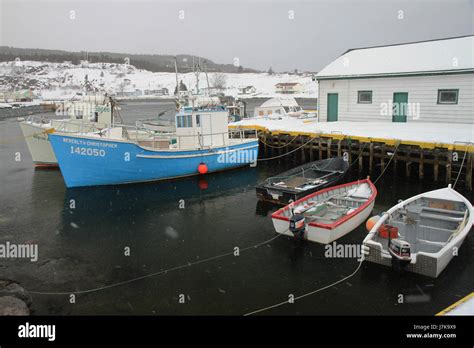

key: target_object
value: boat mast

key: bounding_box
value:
[204,60,211,96]
[193,56,201,95]
[174,57,180,108]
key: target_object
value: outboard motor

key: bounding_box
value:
[388,238,411,272]
[289,214,306,240]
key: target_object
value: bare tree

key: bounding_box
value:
[211,73,227,90]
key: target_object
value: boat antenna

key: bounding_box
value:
[193,56,201,95]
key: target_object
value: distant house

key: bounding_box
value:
[238,86,256,95]
[118,88,143,98]
[275,82,303,94]
[144,88,169,96]
[0,89,34,102]
[315,35,474,124]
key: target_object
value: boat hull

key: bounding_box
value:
[19,122,58,166]
[49,133,259,188]
[271,179,377,244]
[362,186,473,278]
[273,200,374,243]
[256,157,349,205]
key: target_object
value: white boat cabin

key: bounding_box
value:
[60,94,113,124]
[175,106,230,149]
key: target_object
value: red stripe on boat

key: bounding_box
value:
[271,179,377,230]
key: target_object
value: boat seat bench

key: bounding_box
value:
[420,213,463,222]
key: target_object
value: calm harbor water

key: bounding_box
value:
[0,98,473,315]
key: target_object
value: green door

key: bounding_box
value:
[327,93,338,122]
[392,92,408,122]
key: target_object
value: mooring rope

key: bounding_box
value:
[452,144,472,189]
[373,141,401,185]
[257,134,322,161]
[29,232,284,296]
[244,260,363,316]
[259,134,299,149]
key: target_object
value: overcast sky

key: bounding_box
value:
[0,0,472,72]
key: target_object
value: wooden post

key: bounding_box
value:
[380,144,386,173]
[358,142,364,172]
[337,139,342,157]
[347,139,352,165]
[309,139,314,162]
[301,136,306,163]
[278,135,283,157]
[446,150,453,184]
[466,152,472,190]
[327,138,332,158]
[318,138,323,160]
[406,161,412,177]
[419,149,424,180]
[434,151,439,182]
[369,142,374,173]
[262,132,268,158]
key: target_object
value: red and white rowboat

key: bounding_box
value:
[271,178,377,244]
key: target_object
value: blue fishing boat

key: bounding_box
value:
[49,106,259,188]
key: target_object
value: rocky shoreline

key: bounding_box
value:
[0,280,31,315]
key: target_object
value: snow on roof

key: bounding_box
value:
[316,36,474,79]
[259,97,299,108]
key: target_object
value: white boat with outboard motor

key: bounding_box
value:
[362,185,473,278]
[272,178,377,244]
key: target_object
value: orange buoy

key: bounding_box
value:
[198,163,208,175]
[366,215,380,232]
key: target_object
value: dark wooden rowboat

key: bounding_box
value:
[255,157,349,205]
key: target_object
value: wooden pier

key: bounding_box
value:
[235,126,474,191]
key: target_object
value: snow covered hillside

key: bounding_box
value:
[0,60,318,100]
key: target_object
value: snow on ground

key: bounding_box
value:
[0,60,317,100]
[232,117,474,145]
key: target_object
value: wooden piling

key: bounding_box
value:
[419,149,425,180]
[446,150,453,184]
[434,151,439,182]
[466,152,473,190]
[250,130,473,191]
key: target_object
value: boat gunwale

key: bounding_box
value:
[271,178,377,230]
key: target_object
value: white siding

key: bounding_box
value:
[318,74,474,124]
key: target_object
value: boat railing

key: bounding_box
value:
[109,124,257,149]
[22,114,52,125]
[54,119,112,134]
